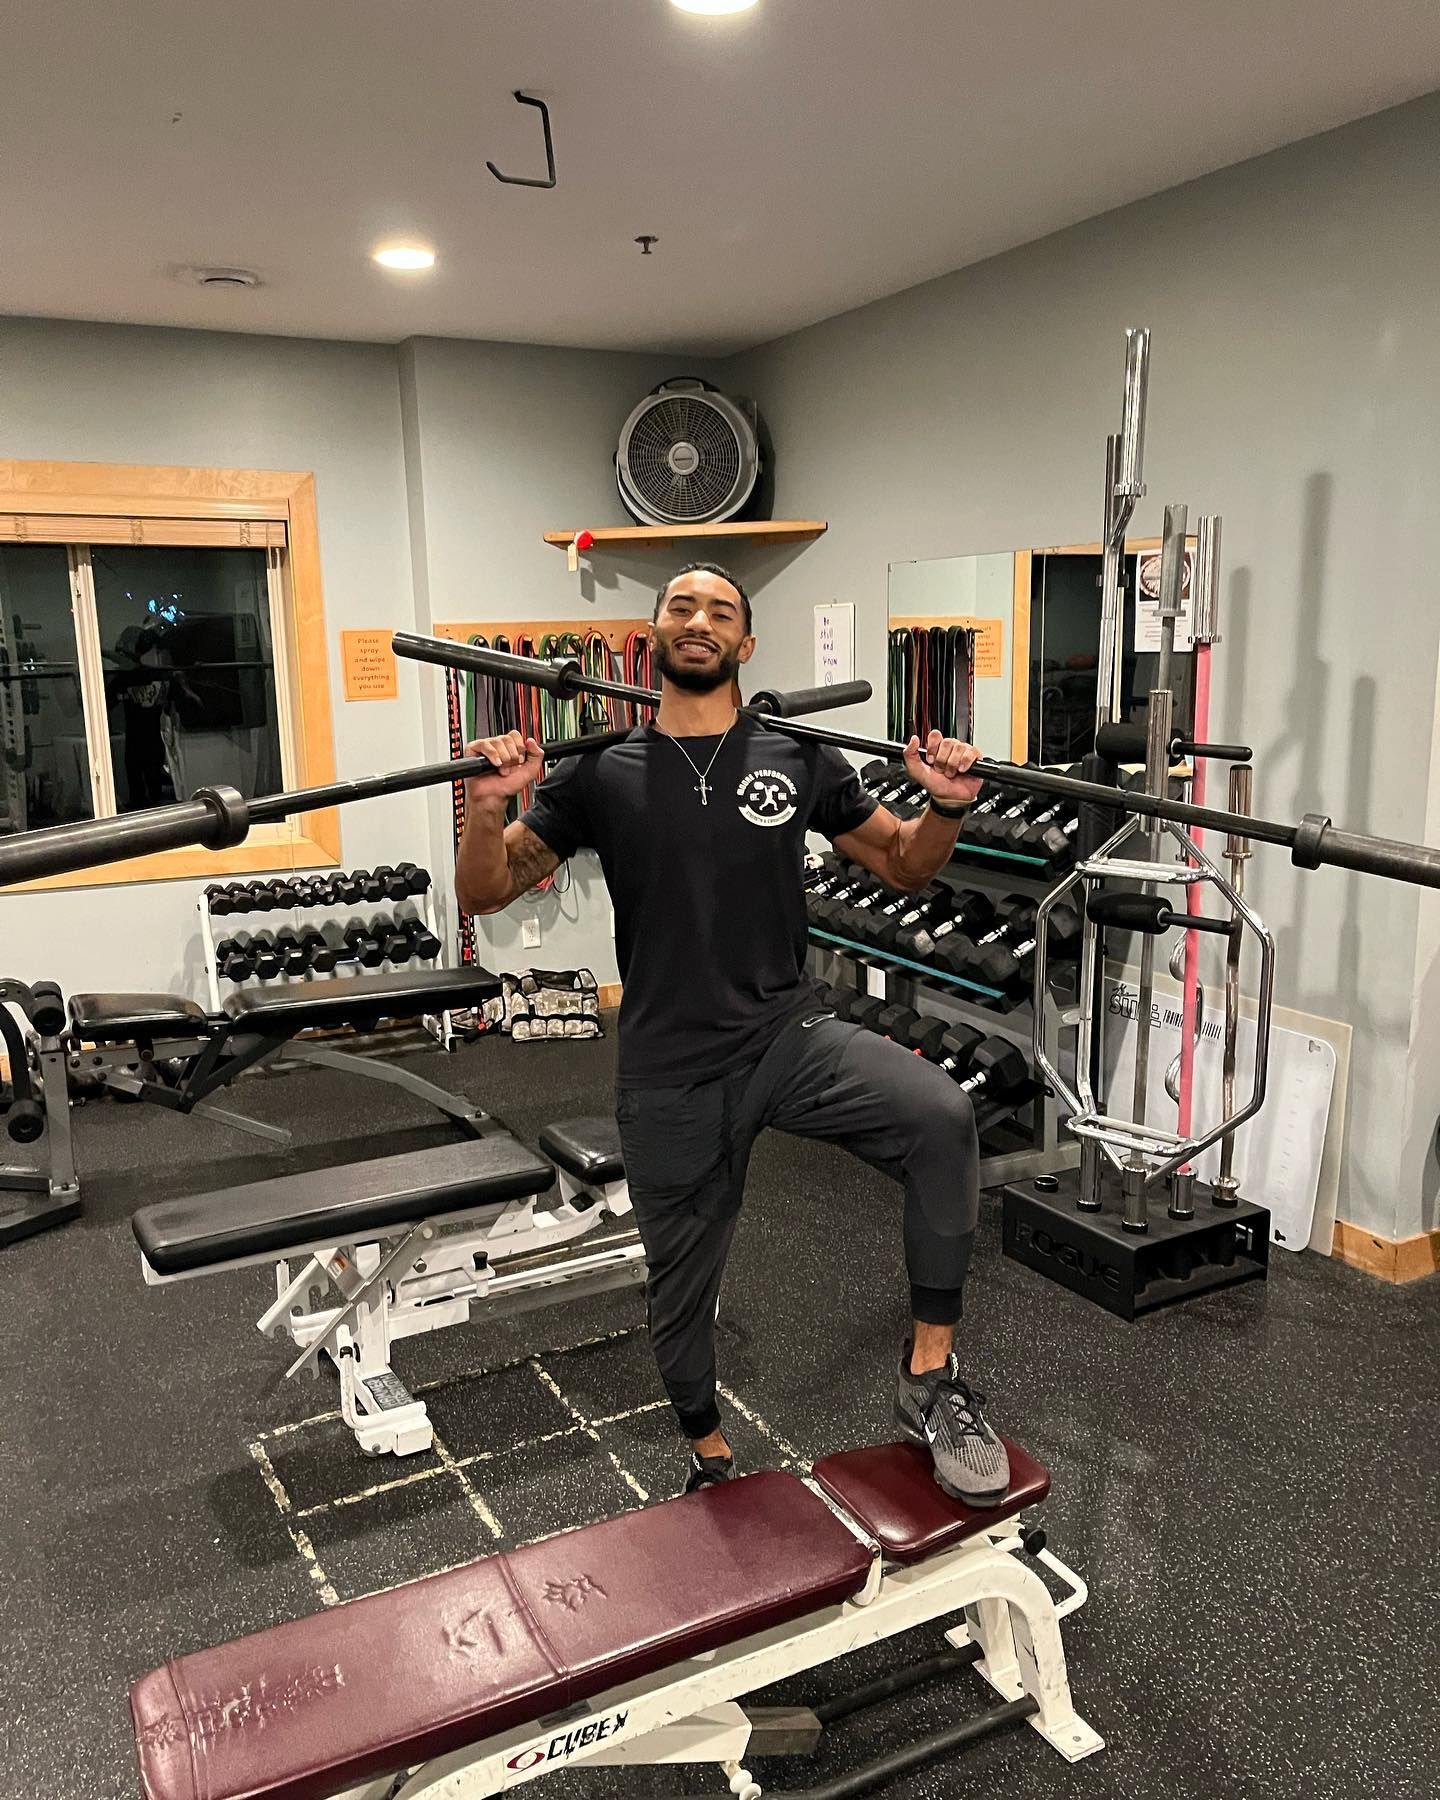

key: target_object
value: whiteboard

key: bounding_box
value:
[1100,977,1336,1252]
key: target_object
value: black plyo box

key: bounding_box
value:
[1001,1167,1270,1320]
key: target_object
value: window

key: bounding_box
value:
[0,544,94,832]
[0,463,338,887]
[2,543,293,830]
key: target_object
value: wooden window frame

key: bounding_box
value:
[0,460,338,890]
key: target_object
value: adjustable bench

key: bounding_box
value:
[130,1440,1101,1800]
[133,1116,641,1458]
[69,967,507,1146]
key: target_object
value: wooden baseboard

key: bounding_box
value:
[1332,1219,1440,1283]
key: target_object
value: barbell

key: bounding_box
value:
[0,628,1437,893]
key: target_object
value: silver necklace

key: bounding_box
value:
[663,715,736,806]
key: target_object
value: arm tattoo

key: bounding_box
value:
[505,824,561,900]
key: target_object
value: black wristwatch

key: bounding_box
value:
[926,795,973,820]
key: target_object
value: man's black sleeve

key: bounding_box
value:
[519,757,592,861]
[809,746,879,840]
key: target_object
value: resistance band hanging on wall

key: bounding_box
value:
[444,623,655,970]
[887,625,975,743]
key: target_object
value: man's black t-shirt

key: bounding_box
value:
[521,716,877,1087]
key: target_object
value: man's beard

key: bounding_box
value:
[653,637,741,694]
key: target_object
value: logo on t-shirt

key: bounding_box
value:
[736,767,798,827]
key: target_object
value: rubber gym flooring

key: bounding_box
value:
[4,1021,1438,1800]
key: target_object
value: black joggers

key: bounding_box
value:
[615,1007,979,1440]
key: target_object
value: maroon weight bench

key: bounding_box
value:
[129,1442,1101,1800]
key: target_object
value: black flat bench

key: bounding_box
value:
[68,968,507,1146]
[539,1115,625,1185]
[133,1133,555,1275]
[70,966,502,1045]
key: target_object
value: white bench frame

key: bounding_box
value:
[318,1498,1102,1799]
[141,1163,641,1457]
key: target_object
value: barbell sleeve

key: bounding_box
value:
[1085,892,1237,936]
[392,631,589,698]
[748,679,873,718]
[0,787,250,885]
[1095,722,1253,765]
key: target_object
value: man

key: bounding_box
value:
[455,563,1009,1506]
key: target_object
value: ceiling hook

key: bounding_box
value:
[486,90,557,189]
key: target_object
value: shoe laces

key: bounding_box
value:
[924,1364,989,1438]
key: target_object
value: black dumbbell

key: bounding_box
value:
[245,931,285,980]
[216,881,261,914]
[953,902,1038,984]
[875,1002,918,1041]
[1017,801,1078,865]
[860,887,950,950]
[215,937,257,982]
[870,766,912,807]
[957,1038,1031,1105]
[823,985,869,1023]
[805,852,848,893]
[953,784,1018,842]
[338,918,385,968]
[271,930,308,976]
[846,881,905,936]
[970,901,1083,991]
[886,781,928,820]
[861,758,892,788]
[394,861,431,896]
[332,870,367,904]
[399,915,441,961]
[897,891,998,964]
[984,900,1084,998]
[848,994,888,1032]
[368,912,412,963]
[812,873,884,933]
[967,791,1052,848]
[288,876,327,908]
[936,1022,984,1079]
[805,860,859,915]
[902,1014,950,1060]
[244,881,283,913]
[362,866,410,901]
[293,927,337,975]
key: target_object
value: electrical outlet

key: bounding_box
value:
[522,917,542,950]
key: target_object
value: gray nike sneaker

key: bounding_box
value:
[895,1346,1010,1507]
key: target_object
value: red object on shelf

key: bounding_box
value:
[575,529,595,552]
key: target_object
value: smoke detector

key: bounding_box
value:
[186,267,262,289]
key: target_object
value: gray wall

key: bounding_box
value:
[398,338,725,981]
[0,318,424,996]
[725,94,1440,1240]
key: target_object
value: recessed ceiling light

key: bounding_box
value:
[671,0,758,13]
[372,244,437,271]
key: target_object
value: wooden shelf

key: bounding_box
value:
[544,519,826,550]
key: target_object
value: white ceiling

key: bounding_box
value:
[3,1,1439,355]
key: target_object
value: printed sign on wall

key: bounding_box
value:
[341,629,398,701]
[814,602,855,687]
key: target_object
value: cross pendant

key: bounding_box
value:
[696,778,710,806]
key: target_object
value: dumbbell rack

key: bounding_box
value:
[197,871,458,1050]
[810,774,1083,1190]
